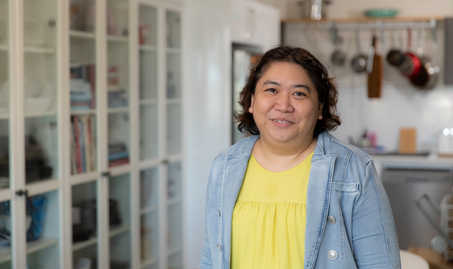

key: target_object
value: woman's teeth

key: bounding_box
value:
[273,120,290,123]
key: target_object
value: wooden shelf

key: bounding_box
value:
[0,237,58,264]
[282,16,445,24]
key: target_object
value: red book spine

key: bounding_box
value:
[109,158,130,167]
[73,116,82,174]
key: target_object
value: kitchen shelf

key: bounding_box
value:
[72,225,129,252]
[140,257,158,268]
[0,237,59,264]
[282,16,445,24]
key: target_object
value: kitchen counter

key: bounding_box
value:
[370,154,453,175]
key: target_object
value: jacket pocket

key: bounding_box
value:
[331,182,359,193]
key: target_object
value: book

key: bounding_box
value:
[72,116,82,174]
[71,122,77,174]
[108,151,129,162]
[78,118,86,172]
[109,158,129,167]
[81,116,92,172]
[87,116,94,171]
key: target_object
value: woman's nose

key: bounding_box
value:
[275,94,293,113]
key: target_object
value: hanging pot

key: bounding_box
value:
[350,30,367,73]
[409,29,440,90]
[399,29,422,79]
[387,30,405,67]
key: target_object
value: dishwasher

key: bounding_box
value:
[381,166,453,250]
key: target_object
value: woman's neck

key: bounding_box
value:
[252,136,317,173]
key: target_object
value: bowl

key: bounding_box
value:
[364,8,399,18]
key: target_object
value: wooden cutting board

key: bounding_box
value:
[367,35,382,98]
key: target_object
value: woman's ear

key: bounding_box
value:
[318,102,324,120]
[248,95,255,114]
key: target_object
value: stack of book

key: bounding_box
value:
[70,63,95,110]
[109,142,129,167]
[71,115,96,174]
[108,89,128,108]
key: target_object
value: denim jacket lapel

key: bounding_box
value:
[221,135,259,269]
[304,133,337,269]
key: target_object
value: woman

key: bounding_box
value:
[201,46,401,269]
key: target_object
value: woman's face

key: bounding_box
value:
[249,61,323,145]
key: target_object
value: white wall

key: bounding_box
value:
[184,0,231,268]
[283,15,453,152]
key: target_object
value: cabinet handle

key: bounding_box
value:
[16,189,28,197]
[162,159,169,165]
[102,171,111,178]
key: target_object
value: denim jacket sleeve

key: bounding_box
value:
[352,160,401,268]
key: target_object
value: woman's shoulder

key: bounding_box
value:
[322,132,373,166]
[215,135,259,160]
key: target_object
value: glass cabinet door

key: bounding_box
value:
[107,0,130,168]
[109,173,131,268]
[0,0,10,191]
[165,10,182,156]
[167,161,182,269]
[25,190,60,268]
[139,4,159,161]
[23,0,58,185]
[69,0,98,175]
[140,167,159,269]
[72,181,98,267]
[0,199,13,269]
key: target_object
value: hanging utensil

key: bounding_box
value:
[367,34,382,98]
[387,30,405,67]
[410,28,440,90]
[350,30,367,73]
[399,29,422,79]
[329,23,347,66]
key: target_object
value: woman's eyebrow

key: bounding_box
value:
[262,80,280,86]
[262,80,311,92]
[293,84,311,92]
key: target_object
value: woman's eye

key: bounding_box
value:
[294,92,306,97]
[266,88,277,93]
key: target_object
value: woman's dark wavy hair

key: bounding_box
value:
[235,46,341,137]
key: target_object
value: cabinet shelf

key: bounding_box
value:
[0,44,55,54]
[140,205,157,215]
[108,107,129,114]
[70,30,96,39]
[166,47,180,54]
[140,257,158,268]
[107,35,128,43]
[140,45,157,52]
[0,237,58,264]
[72,225,129,252]
[166,98,181,105]
[0,110,56,120]
[167,246,181,257]
[167,197,181,206]
[71,109,96,116]
[140,99,157,105]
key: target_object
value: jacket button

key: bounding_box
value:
[328,250,338,260]
[327,215,336,225]
[217,210,221,217]
[217,244,222,252]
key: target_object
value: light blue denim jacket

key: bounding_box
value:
[200,132,401,269]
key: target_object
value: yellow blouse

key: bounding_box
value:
[231,151,313,269]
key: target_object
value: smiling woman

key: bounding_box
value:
[200,46,401,269]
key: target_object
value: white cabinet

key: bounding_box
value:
[0,0,185,268]
[230,0,280,51]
